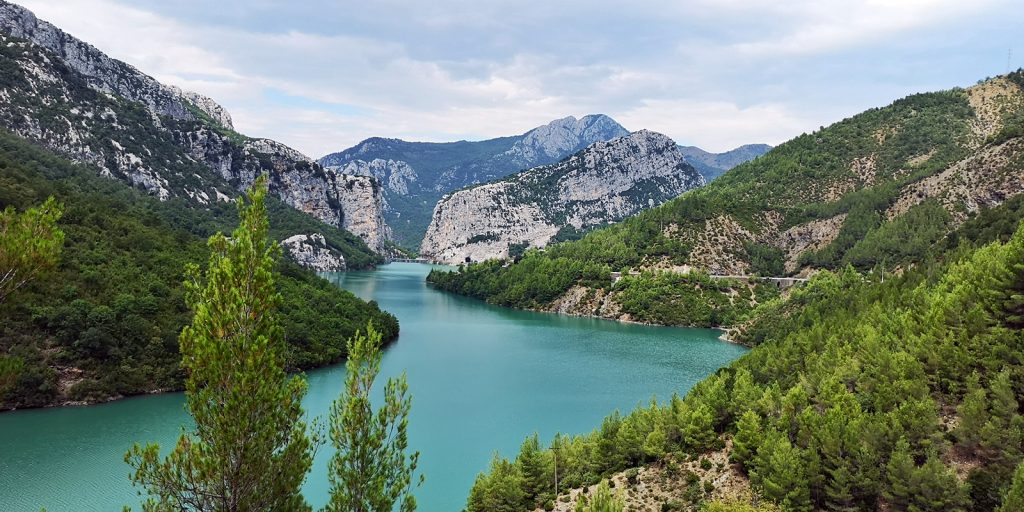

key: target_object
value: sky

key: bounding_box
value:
[18,0,1024,157]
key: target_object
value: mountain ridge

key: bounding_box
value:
[319,114,630,247]
[0,1,392,259]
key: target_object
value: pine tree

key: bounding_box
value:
[575,480,624,512]
[753,434,812,512]
[0,196,64,304]
[125,176,314,512]
[325,325,421,512]
[732,410,762,465]
[516,433,550,507]
[884,438,915,510]
[954,372,987,451]
[997,461,1024,512]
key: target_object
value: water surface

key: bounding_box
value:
[0,263,746,511]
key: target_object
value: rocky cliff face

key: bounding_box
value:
[421,130,705,263]
[281,233,346,271]
[0,1,390,256]
[319,114,630,248]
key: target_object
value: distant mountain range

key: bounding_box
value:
[679,143,772,181]
[320,116,767,248]
[319,115,630,247]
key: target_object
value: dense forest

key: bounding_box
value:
[0,129,398,408]
[429,73,1024,331]
[465,202,1024,511]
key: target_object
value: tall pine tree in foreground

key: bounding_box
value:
[325,325,421,512]
[125,176,314,512]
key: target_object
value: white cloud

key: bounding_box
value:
[12,0,1020,157]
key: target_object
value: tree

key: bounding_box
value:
[997,461,1024,512]
[325,324,421,512]
[516,433,551,506]
[0,196,64,303]
[575,480,624,512]
[732,410,762,465]
[954,372,987,451]
[125,176,314,511]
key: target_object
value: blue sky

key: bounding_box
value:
[20,0,1024,157]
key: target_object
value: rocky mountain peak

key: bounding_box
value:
[0,0,232,129]
[421,129,704,264]
[505,114,629,163]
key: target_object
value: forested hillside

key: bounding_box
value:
[430,72,1024,328]
[465,207,1024,511]
[0,129,398,409]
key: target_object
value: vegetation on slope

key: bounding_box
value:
[465,218,1024,511]
[0,129,397,409]
[429,74,1024,328]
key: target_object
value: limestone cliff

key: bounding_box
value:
[320,114,630,248]
[0,1,391,258]
[421,130,705,264]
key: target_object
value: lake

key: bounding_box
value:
[0,263,746,511]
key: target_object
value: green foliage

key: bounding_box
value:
[613,271,779,328]
[126,178,314,511]
[325,325,421,512]
[997,461,1024,512]
[427,80,1024,321]
[467,218,1024,511]
[574,480,624,512]
[0,195,63,303]
[0,128,397,408]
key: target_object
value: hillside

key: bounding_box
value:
[429,73,1024,326]
[466,206,1024,511]
[678,143,772,182]
[319,115,629,247]
[0,1,392,259]
[420,130,705,264]
[0,127,399,409]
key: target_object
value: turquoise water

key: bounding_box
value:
[0,263,746,511]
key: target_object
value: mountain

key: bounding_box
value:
[678,143,772,181]
[319,114,630,247]
[0,127,399,408]
[466,206,1024,512]
[429,72,1024,325]
[421,130,705,264]
[0,1,391,260]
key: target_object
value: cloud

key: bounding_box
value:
[13,0,1021,158]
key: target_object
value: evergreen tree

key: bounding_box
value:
[467,456,525,512]
[0,196,64,303]
[516,433,550,506]
[884,438,915,510]
[954,372,987,451]
[325,324,421,512]
[575,480,624,512]
[732,410,762,465]
[125,176,314,512]
[997,461,1024,512]
[909,453,967,512]
[753,434,812,512]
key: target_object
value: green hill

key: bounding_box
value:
[465,201,1024,511]
[429,72,1024,329]
[0,129,397,409]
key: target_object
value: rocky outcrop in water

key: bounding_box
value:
[421,130,705,264]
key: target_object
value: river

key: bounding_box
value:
[0,263,746,511]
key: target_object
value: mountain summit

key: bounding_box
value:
[318,114,629,247]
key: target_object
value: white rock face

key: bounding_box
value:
[499,114,630,167]
[0,2,393,263]
[281,233,346,271]
[331,175,392,253]
[421,130,705,264]
[333,158,418,196]
[0,2,228,126]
